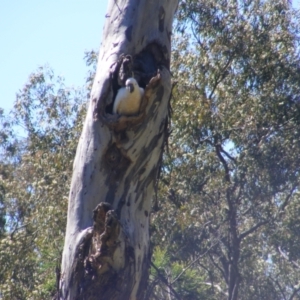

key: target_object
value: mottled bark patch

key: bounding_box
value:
[102,144,132,204]
[105,143,131,170]
[66,203,136,300]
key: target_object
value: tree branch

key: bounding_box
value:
[171,241,217,285]
[215,142,231,183]
[219,145,236,163]
[269,277,287,300]
[289,287,300,300]
[278,246,300,270]
[208,56,233,100]
[239,220,268,241]
[208,252,228,284]
[280,184,298,212]
[200,282,228,296]
[150,262,182,300]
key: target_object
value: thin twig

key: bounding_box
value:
[171,242,217,285]
[150,262,182,300]
[278,246,300,270]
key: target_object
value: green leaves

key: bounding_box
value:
[0,63,89,299]
[150,0,300,299]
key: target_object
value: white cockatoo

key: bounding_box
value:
[113,78,144,116]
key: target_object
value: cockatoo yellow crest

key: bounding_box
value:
[113,78,144,116]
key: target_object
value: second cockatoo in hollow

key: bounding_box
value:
[113,78,144,116]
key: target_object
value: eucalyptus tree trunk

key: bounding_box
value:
[59,0,178,299]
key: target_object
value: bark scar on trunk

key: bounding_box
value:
[88,203,124,274]
[69,202,133,299]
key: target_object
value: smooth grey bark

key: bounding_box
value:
[59,0,178,299]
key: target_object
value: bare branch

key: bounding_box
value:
[239,220,268,241]
[289,287,300,300]
[200,282,228,296]
[215,143,231,183]
[10,223,29,239]
[171,241,218,285]
[219,145,236,163]
[268,277,287,300]
[150,262,182,300]
[278,246,300,270]
[208,252,228,284]
[208,56,233,100]
[280,184,298,212]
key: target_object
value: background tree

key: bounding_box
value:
[149,1,300,299]
[0,66,87,299]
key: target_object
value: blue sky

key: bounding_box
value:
[0,0,108,114]
[1,1,299,115]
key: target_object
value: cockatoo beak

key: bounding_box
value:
[127,83,134,93]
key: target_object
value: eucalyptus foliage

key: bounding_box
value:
[150,1,300,299]
[0,66,87,299]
